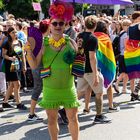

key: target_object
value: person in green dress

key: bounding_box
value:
[24,1,80,140]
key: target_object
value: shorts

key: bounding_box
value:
[118,55,127,73]
[77,72,104,94]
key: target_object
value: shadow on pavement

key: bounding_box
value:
[20,126,50,140]
[0,120,43,136]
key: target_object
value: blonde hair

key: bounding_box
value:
[84,15,97,29]
[122,19,132,26]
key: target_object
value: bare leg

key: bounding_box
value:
[77,91,85,100]
[107,85,113,108]
[95,93,103,115]
[65,108,79,140]
[46,109,59,140]
[122,73,128,93]
[3,82,14,103]
[13,80,21,104]
[130,79,135,93]
[84,87,92,111]
[30,99,37,115]
[115,73,124,92]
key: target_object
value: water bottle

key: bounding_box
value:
[14,58,20,71]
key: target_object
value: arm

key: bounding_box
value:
[69,38,78,52]
[0,36,7,47]
[24,44,43,70]
[138,24,140,30]
[2,48,15,61]
[21,49,27,72]
[89,51,99,86]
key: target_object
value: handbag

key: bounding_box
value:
[71,47,86,77]
[40,66,51,79]
[40,45,63,79]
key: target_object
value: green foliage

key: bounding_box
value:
[40,0,50,18]
[2,0,82,19]
[5,0,41,19]
[0,0,4,10]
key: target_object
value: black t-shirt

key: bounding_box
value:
[77,32,98,73]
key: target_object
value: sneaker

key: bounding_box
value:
[58,108,68,125]
[9,95,14,100]
[94,115,111,124]
[113,84,120,93]
[27,114,43,122]
[17,103,27,110]
[83,109,90,114]
[108,106,120,113]
[3,95,15,102]
[131,93,140,101]
[2,102,14,108]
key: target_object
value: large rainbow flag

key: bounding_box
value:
[124,39,140,80]
[94,32,116,88]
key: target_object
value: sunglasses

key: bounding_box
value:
[51,22,65,27]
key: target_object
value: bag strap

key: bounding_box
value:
[49,45,63,66]
[44,36,64,67]
[119,31,126,38]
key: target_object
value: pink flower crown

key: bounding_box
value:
[49,1,74,22]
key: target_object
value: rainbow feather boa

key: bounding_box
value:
[94,32,116,88]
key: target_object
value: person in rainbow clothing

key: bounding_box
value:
[124,11,140,101]
[24,1,80,140]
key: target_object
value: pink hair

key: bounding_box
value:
[49,1,74,22]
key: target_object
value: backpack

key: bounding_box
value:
[112,31,126,58]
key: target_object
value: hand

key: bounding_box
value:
[9,56,16,62]
[23,42,32,53]
[93,75,99,87]
[77,38,83,48]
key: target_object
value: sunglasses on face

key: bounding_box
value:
[51,21,65,27]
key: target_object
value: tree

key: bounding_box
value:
[4,0,41,19]
[0,1,4,10]
[40,0,50,18]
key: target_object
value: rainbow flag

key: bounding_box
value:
[124,39,140,80]
[94,32,116,88]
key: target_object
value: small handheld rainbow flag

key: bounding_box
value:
[94,32,116,88]
[124,39,140,80]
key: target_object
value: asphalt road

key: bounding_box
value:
[0,85,140,140]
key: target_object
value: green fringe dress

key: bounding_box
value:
[38,37,80,109]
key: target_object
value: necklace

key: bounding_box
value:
[49,37,65,48]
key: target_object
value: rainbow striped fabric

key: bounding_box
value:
[40,67,51,79]
[124,39,140,80]
[72,54,85,77]
[94,32,116,88]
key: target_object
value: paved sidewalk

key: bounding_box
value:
[0,86,140,140]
